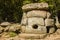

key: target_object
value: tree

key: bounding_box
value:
[0,0,23,23]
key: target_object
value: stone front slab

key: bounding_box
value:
[28,17,44,26]
[25,25,47,34]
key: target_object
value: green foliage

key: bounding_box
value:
[9,32,17,37]
[23,0,32,5]
[38,0,46,2]
[0,0,23,23]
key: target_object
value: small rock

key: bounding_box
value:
[25,25,47,34]
[49,27,55,34]
[4,26,10,32]
[47,12,51,18]
[21,26,26,33]
[0,26,4,33]
[9,24,21,32]
[55,29,60,34]
[1,32,10,38]
[55,23,60,28]
[0,22,11,27]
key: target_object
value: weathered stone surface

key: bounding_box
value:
[22,3,48,11]
[0,22,11,26]
[19,33,47,39]
[27,10,47,18]
[4,26,10,32]
[45,19,54,26]
[28,17,44,26]
[21,18,27,25]
[47,12,51,18]
[21,26,26,33]
[49,27,55,34]
[22,12,27,19]
[25,25,47,34]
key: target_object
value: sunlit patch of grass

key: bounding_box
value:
[8,32,17,37]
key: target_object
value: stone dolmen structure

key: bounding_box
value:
[20,2,56,39]
[0,2,60,40]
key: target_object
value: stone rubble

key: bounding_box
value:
[25,25,47,34]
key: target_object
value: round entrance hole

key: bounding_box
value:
[32,24,38,29]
